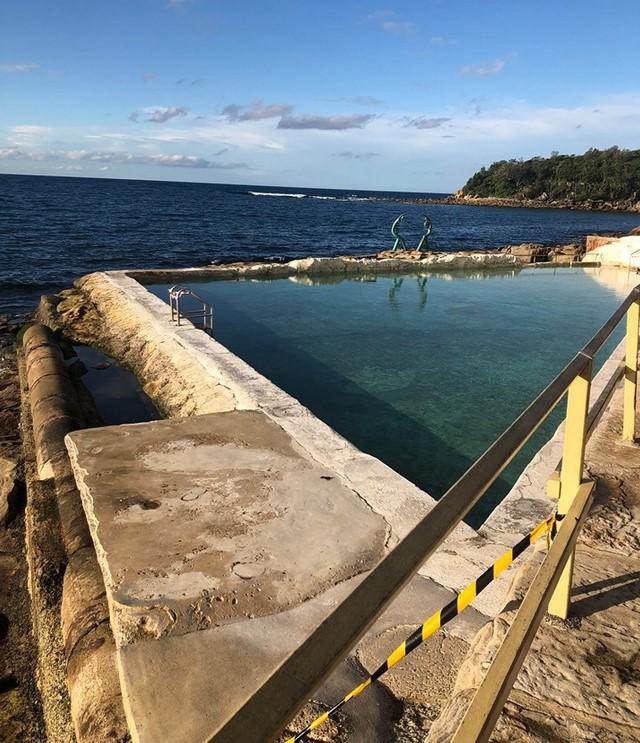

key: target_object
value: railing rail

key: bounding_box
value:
[168,284,214,333]
[451,480,596,742]
[207,284,640,743]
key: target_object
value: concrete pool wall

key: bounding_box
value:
[43,258,637,742]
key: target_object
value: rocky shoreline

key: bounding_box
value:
[377,241,587,264]
[400,193,640,214]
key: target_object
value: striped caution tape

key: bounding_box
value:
[285,513,557,742]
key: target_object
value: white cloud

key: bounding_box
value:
[338,151,380,160]
[135,106,189,123]
[0,63,39,72]
[278,114,375,130]
[381,20,414,35]
[0,148,21,159]
[458,60,505,77]
[0,147,248,170]
[404,117,451,129]
[11,125,51,135]
[364,10,415,36]
[7,124,52,146]
[222,100,294,122]
[146,106,189,123]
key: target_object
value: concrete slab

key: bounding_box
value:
[115,573,482,743]
[65,411,388,647]
[66,409,489,743]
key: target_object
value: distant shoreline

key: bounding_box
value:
[397,194,640,215]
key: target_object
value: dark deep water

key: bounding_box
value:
[1,173,639,316]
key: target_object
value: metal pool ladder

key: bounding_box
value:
[168,285,214,334]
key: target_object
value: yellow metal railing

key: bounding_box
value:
[207,285,640,743]
[451,481,596,742]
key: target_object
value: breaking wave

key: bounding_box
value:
[248,190,372,202]
[249,191,307,198]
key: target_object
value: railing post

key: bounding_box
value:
[623,299,639,442]
[547,355,591,619]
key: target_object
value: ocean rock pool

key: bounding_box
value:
[147,267,635,525]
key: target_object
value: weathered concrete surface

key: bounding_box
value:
[113,572,484,743]
[66,411,388,645]
[65,411,488,743]
[426,381,640,742]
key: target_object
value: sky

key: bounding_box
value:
[1,0,639,192]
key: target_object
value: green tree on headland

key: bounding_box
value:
[461,147,640,204]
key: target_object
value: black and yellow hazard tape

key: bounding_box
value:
[285,513,556,742]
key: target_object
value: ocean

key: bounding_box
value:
[1,173,639,316]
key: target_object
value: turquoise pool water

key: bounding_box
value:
[148,267,632,525]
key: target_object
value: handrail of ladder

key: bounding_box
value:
[168,285,214,333]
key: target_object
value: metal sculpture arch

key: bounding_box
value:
[390,214,433,252]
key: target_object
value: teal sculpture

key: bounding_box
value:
[391,214,407,251]
[390,214,433,251]
[417,216,433,252]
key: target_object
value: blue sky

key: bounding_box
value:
[1,0,639,191]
